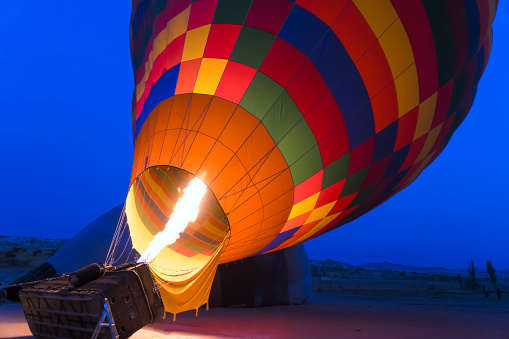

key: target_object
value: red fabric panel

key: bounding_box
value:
[415,48,439,102]
[461,56,478,103]
[446,1,469,75]
[215,61,257,104]
[169,0,193,21]
[305,91,344,142]
[287,60,328,114]
[331,2,376,62]
[362,155,392,189]
[400,134,426,170]
[296,0,349,26]
[356,42,396,132]
[431,114,454,152]
[204,24,241,59]
[294,170,323,204]
[394,0,438,102]
[348,136,374,176]
[318,122,350,167]
[284,214,308,230]
[431,80,454,129]
[175,59,201,94]
[260,37,307,88]
[394,106,418,151]
[188,0,218,30]
[476,0,490,50]
[164,34,186,70]
[244,0,293,35]
[315,179,344,208]
[136,34,186,116]
[371,84,399,133]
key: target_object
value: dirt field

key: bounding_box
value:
[1,239,508,338]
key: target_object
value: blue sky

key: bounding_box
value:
[0,2,507,269]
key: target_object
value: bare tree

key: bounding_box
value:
[486,259,497,289]
[467,259,478,290]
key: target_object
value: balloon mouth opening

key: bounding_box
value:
[124,165,230,282]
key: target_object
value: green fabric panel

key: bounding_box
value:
[347,185,377,209]
[230,27,276,69]
[182,240,205,254]
[154,168,179,197]
[212,0,252,25]
[421,0,454,88]
[278,118,319,166]
[447,69,466,117]
[322,153,350,189]
[261,92,302,143]
[240,72,284,120]
[339,166,370,199]
[289,145,323,186]
[153,0,167,17]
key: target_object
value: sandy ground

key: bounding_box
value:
[1,293,507,339]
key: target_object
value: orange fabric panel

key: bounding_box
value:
[197,142,235,186]
[218,108,259,153]
[154,98,175,134]
[198,97,237,139]
[181,133,217,174]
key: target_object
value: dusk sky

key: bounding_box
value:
[1,2,507,270]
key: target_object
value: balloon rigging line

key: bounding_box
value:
[105,204,126,265]
[127,0,483,263]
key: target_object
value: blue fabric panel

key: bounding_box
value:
[475,46,484,84]
[278,5,329,56]
[132,0,152,36]
[372,121,398,163]
[464,0,480,60]
[382,167,410,197]
[309,30,353,89]
[135,64,180,139]
[383,143,410,179]
[253,228,299,256]
[330,67,374,149]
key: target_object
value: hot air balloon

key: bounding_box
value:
[114,0,498,319]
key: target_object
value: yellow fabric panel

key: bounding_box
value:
[194,58,228,95]
[416,124,442,163]
[353,0,397,38]
[378,18,415,79]
[151,235,228,319]
[414,93,437,140]
[141,166,170,207]
[355,0,418,117]
[291,212,342,246]
[304,201,336,224]
[394,64,419,117]
[287,192,320,221]
[182,25,211,62]
[136,6,191,101]
[126,190,157,255]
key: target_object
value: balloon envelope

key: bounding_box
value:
[125,0,497,314]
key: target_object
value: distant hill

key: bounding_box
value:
[358,261,459,273]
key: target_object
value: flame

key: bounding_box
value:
[137,177,207,263]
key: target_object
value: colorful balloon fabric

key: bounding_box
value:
[127,0,497,268]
